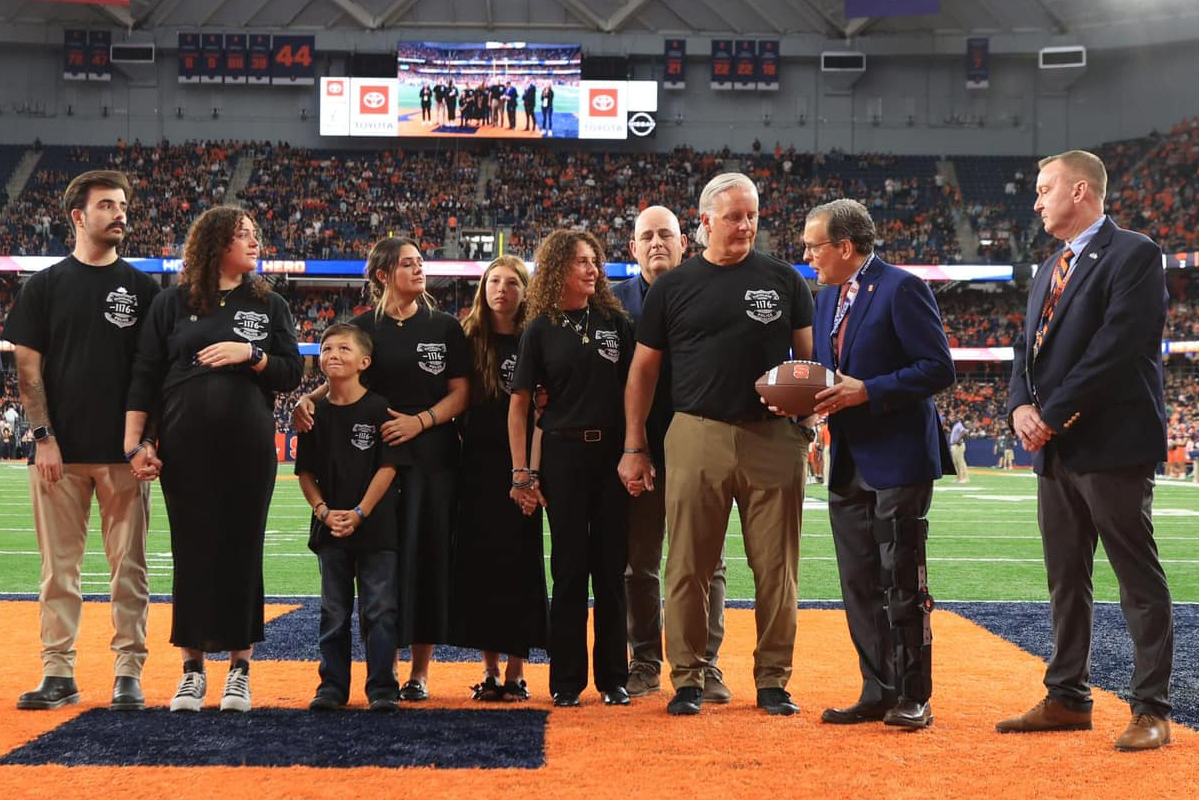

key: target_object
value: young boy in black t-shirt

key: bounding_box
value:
[296,324,408,711]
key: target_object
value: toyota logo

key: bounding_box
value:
[362,91,386,109]
[328,82,344,95]
[591,94,615,112]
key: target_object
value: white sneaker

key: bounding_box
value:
[220,664,252,712]
[170,669,206,712]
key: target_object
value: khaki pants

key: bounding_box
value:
[951,442,968,481]
[663,414,805,691]
[29,464,150,678]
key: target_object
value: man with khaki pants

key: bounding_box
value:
[620,173,814,716]
[2,170,159,710]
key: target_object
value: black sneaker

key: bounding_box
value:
[756,687,799,716]
[667,686,702,716]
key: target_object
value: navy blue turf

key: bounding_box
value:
[0,707,546,769]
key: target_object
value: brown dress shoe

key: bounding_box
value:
[1114,714,1171,751]
[995,697,1092,733]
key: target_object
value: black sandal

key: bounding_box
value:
[501,679,530,702]
[470,674,504,702]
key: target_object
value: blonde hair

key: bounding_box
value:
[462,255,530,402]
[1038,149,1108,201]
[363,236,436,323]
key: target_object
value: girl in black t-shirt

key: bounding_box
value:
[451,255,548,702]
[294,237,469,702]
[509,230,633,707]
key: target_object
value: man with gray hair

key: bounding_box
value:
[620,173,813,716]
[803,198,954,729]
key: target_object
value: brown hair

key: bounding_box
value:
[320,322,374,356]
[526,229,627,325]
[178,206,269,316]
[1038,149,1108,201]
[461,255,530,402]
[61,170,133,224]
[363,236,436,323]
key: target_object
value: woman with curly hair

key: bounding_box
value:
[124,206,301,712]
[452,255,548,702]
[293,236,470,702]
[508,229,633,707]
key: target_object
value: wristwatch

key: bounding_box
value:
[248,345,265,366]
[32,425,54,441]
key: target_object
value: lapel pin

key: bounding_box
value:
[1089,253,1098,259]
[867,284,874,291]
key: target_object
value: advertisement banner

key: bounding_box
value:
[578,80,628,140]
[320,77,351,136]
[349,78,399,137]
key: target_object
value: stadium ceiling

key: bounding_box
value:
[3,0,1197,37]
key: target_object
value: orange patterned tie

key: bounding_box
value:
[1033,247,1074,357]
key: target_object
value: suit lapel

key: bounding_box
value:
[839,257,883,367]
[1045,217,1113,333]
[1026,252,1057,350]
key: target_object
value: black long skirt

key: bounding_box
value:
[396,423,460,647]
[159,372,276,652]
[449,435,548,658]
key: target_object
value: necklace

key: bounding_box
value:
[561,305,590,343]
[217,284,238,307]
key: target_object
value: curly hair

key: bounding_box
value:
[179,206,269,316]
[525,229,627,325]
[461,255,530,402]
[363,236,436,323]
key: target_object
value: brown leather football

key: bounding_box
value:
[755,360,839,416]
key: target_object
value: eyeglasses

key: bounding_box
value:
[803,240,836,254]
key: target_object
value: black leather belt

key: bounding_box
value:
[545,428,610,443]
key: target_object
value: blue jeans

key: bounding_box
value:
[317,548,399,702]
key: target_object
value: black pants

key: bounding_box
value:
[541,435,629,695]
[317,548,399,703]
[828,460,933,705]
[1038,452,1173,718]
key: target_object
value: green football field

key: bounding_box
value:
[0,462,1195,602]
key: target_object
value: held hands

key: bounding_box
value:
[197,341,252,370]
[1012,404,1056,452]
[509,469,547,515]
[129,444,162,482]
[813,371,869,416]
[618,452,656,497]
[382,409,426,444]
[292,396,316,433]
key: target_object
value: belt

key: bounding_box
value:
[544,427,611,443]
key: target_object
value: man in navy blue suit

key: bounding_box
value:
[996,150,1173,751]
[804,198,954,729]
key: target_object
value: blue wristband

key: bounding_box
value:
[353,505,365,520]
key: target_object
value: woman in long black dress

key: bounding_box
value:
[452,255,548,701]
[295,236,469,701]
[508,230,633,707]
[125,206,301,713]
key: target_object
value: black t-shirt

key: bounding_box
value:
[295,391,410,552]
[350,307,470,414]
[512,305,633,432]
[1,256,160,463]
[461,332,521,449]
[638,250,814,422]
[126,282,302,412]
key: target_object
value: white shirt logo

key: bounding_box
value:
[595,330,621,364]
[499,354,517,393]
[417,342,447,375]
[350,423,375,451]
[744,289,782,325]
[232,310,270,342]
[104,287,138,329]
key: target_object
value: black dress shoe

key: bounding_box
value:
[111,676,145,710]
[552,692,581,707]
[18,677,80,710]
[883,698,933,729]
[756,687,799,716]
[601,686,631,706]
[667,687,702,716]
[821,699,891,724]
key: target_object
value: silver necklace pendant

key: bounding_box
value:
[582,334,590,344]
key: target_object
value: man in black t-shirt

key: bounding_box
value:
[621,173,814,717]
[2,170,160,712]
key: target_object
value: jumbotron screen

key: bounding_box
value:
[319,41,658,140]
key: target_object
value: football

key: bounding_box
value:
[755,360,839,416]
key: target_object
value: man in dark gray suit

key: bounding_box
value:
[611,205,729,703]
[997,150,1173,751]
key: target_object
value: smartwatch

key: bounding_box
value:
[32,426,54,442]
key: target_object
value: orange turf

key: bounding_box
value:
[0,602,1193,799]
